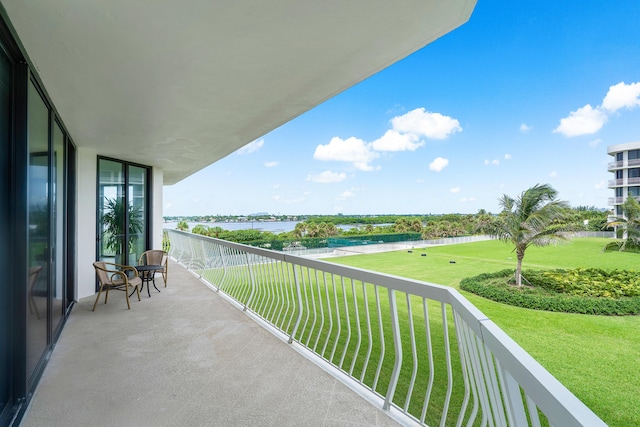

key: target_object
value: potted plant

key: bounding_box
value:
[102,197,143,265]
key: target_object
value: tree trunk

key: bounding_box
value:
[515,248,525,287]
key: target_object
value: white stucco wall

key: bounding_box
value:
[76,148,98,300]
[152,167,164,250]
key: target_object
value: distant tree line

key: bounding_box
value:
[173,207,611,249]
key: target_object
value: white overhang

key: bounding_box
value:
[1,0,476,184]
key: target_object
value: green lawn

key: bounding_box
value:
[328,238,640,427]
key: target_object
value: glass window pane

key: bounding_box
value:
[0,42,11,417]
[52,122,65,328]
[27,80,49,382]
[98,159,125,265]
[128,165,147,265]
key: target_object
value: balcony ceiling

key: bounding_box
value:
[2,0,476,184]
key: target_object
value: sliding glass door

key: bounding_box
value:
[0,38,12,425]
[27,79,50,383]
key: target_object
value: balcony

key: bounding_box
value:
[22,259,398,426]
[607,160,624,170]
[608,178,624,187]
[23,231,606,426]
[609,197,624,205]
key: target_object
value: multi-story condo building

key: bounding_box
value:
[607,142,640,216]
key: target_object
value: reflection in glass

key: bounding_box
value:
[0,42,12,418]
[27,80,50,382]
[129,166,147,265]
[98,160,125,265]
[52,122,65,330]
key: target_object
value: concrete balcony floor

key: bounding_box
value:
[22,260,400,427]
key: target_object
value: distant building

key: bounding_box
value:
[607,141,640,216]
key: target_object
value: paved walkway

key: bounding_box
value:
[21,261,401,427]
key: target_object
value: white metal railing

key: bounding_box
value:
[608,197,623,205]
[607,160,623,170]
[165,229,606,427]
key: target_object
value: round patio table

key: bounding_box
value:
[134,264,163,297]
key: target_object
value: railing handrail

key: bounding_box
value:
[165,229,607,426]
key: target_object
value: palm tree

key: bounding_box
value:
[488,184,571,286]
[603,195,640,252]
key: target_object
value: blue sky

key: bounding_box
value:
[164,1,640,216]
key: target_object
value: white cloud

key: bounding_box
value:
[336,190,355,201]
[554,81,640,137]
[416,178,425,183]
[272,184,280,189]
[504,153,512,160]
[601,81,640,112]
[554,104,607,137]
[237,138,264,154]
[460,197,477,202]
[264,161,279,167]
[391,108,462,139]
[306,170,347,183]
[550,171,558,178]
[492,159,500,165]
[429,157,449,172]
[519,123,532,133]
[314,136,379,171]
[594,180,606,189]
[371,130,424,152]
[588,138,602,149]
[450,186,461,193]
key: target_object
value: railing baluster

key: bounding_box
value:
[372,285,385,393]
[440,303,453,427]
[311,269,324,353]
[338,276,351,370]
[243,252,256,311]
[358,280,372,384]
[329,274,341,364]
[383,288,402,411]
[420,298,435,424]
[288,263,303,344]
[348,278,362,377]
[403,293,418,413]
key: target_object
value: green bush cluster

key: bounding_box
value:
[525,269,640,298]
[460,269,640,315]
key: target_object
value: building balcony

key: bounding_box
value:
[22,260,398,426]
[608,160,624,170]
[608,179,624,187]
[609,197,624,205]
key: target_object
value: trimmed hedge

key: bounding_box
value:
[460,269,640,315]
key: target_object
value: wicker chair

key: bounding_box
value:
[92,262,141,311]
[138,250,168,287]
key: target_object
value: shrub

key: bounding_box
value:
[460,269,640,315]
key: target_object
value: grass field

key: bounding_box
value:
[328,238,640,427]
